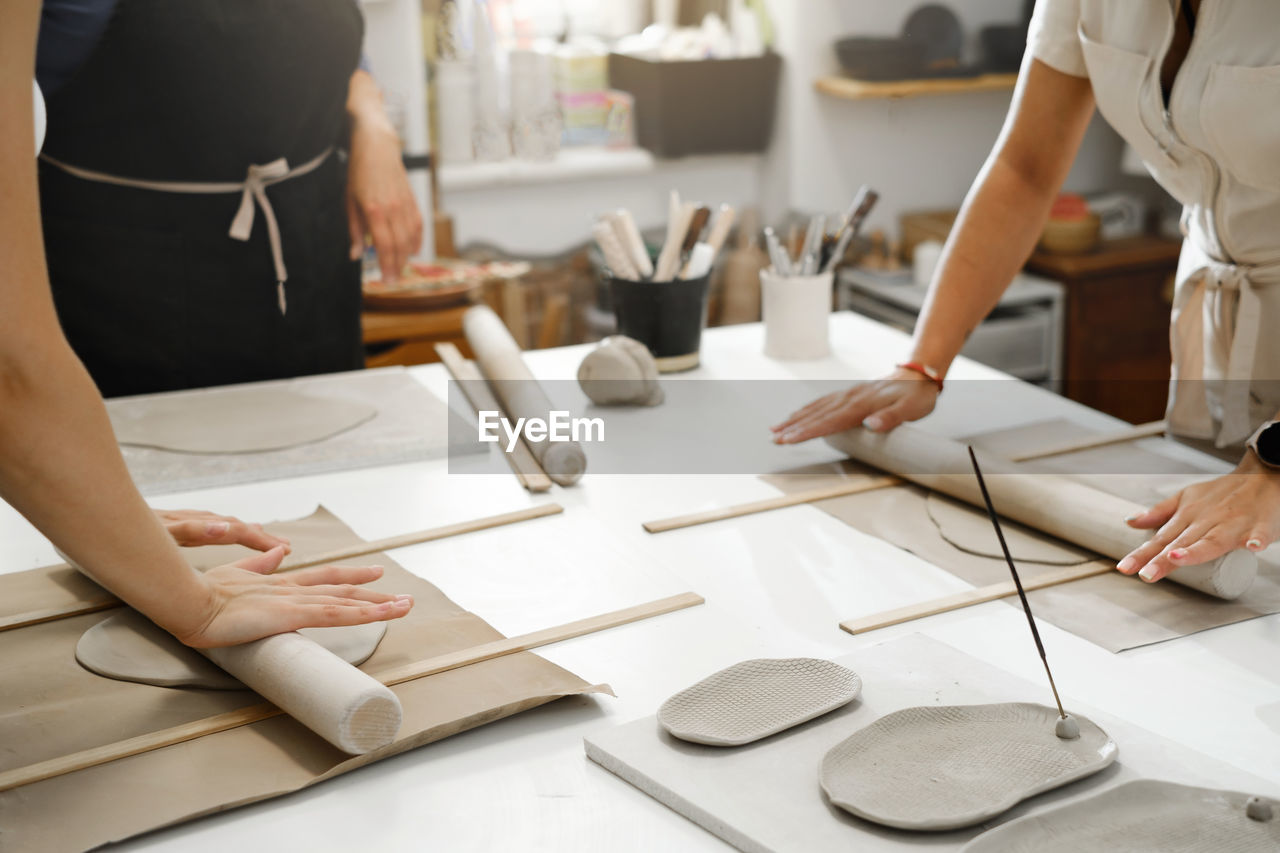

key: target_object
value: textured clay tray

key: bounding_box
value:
[963,779,1280,852]
[658,658,862,746]
[820,702,1117,830]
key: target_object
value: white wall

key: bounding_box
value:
[761,0,1125,232]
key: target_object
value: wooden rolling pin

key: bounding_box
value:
[462,304,586,486]
[203,633,401,754]
[825,424,1257,600]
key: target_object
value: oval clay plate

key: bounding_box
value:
[962,779,1280,852]
[820,702,1117,831]
[659,658,862,747]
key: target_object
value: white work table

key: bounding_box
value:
[1,312,1276,851]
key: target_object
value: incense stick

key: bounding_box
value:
[966,446,1067,722]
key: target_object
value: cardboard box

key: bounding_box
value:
[607,51,781,158]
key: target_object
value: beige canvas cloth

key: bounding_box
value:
[763,420,1280,652]
[0,507,608,852]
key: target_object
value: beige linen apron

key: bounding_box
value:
[1040,0,1280,447]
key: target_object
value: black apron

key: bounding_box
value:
[38,0,365,397]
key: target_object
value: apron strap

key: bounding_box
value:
[39,148,332,315]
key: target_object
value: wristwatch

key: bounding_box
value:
[1246,420,1280,469]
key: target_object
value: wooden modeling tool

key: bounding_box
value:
[612,209,653,279]
[593,220,640,281]
[683,206,711,255]
[823,185,878,273]
[968,446,1078,739]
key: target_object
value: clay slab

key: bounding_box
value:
[585,634,1279,853]
[820,702,1117,830]
[925,493,1090,565]
[659,658,861,746]
[75,609,388,690]
[962,779,1280,852]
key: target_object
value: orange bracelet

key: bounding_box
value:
[896,361,944,392]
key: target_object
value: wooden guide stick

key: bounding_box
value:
[436,341,553,493]
[0,591,704,793]
[1007,420,1166,462]
[642,475,901,533]
[278,503,562,571]
[839,561,1114,635]
[0,504,564,633]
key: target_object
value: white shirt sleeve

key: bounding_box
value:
[1027,0,1088,78]
[33,80,46,155]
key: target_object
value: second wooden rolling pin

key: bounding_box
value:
[462,304,587,486]
[825,423,1257,600]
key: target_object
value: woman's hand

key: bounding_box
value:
[156,508,290,552]
[1118,452,1280,582]
[172,546,413,648]
[345,71,422,285]
[771,368,941,444]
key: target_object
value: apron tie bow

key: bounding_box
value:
[40,149,333,316]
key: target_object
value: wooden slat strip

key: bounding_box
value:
[0,591,704,792]
[642,476,901,534]
[1007,420,1166,463]
[839,561,1114,635]
[435,342,553,492]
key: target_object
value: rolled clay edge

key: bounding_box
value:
[203,632,402,755]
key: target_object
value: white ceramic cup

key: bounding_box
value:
[913,239,944,286]
[761,268,833,360]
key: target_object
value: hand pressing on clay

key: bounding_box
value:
[156,509,290,553]
[345,71,422,286]
[771,368,941,444]
[171,546,413,648]
[1117,452,1280,583]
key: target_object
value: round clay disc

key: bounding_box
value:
[109,388,377,454]
[76,609,387,690]
[925,492,1091,565]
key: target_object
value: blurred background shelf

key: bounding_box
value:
[814,72,1018,101]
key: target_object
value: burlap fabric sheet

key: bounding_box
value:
[0,507,608,851]
[762,419,1280,652]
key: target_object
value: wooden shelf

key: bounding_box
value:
[814,73,1018,101]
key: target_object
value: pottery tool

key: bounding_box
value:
[682,205,712,255]
[462,305,587,486]
[611,208,653,279]
[822,185,878,273]
[824,422,1257,599]
[679,204,738,279]
[1,503,565,633]
[1007,419,1167,463]
[968,446,1075,738]
[592,220,640,280]
[642,475,900,533]
[0,591,704,792]
[763,226,792,275]
[655,199,696,280]
[799,214,826,275]
[839,560,1113,635]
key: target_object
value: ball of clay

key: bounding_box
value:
[1054,714,1080,740]
[1246,796,1274,822]
[577,336,663,406]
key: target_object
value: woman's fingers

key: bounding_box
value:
[233,546,288,575]
[160,510,290,552]
[283,564,385,587]
[1124,493,1179,530]
[1162,526,1237,573]
[771,391,843,433]
[287,596,413,629]
[1245,528,1273,552]
[346,193,365,261]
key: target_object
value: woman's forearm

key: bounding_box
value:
[0,342,214,637]
[911,58,1097,376]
